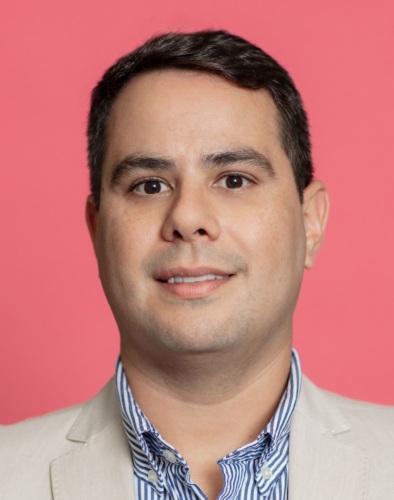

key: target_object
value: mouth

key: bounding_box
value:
[155,268,235,298]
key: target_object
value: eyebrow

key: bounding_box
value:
[110,148,275,187]
[110,155,175,186]
[203,149,275,177]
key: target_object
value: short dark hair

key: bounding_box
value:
[88,30,313,207]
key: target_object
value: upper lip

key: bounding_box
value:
[155,267,234,282]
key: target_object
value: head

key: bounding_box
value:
[86,31,329,374]
[88,30,313,209]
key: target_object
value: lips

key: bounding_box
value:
[156,267,233,282]
[155,267,234,298]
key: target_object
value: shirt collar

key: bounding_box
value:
[116,349,301,493]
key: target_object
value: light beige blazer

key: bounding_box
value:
[1,376,393,499]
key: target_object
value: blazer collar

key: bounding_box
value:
[288,375,369,500]
[49,375,370,500]
[50,379,136,500]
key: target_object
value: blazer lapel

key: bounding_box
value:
[288,376,369,500]
[49,375,371,499]
[50,379,136,500]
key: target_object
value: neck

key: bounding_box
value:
[121,336,293,499]
[121,334,292,439]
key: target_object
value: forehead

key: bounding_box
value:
[104,70,285,170]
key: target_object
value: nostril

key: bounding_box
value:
[171,228,208,240]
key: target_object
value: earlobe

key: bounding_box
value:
[85,195,98,244]
[302,181,330,269]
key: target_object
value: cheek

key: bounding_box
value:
[95,213,137,284]
[95,219,149,313]
[99,208,150,258]
[97,209,164,298]
[272,206,306,270]
[227,201,306,274]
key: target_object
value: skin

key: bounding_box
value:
[86,70,329,498]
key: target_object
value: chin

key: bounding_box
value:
[142,314,253,355]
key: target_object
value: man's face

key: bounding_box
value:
[88,70,311,360]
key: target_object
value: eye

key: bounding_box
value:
[216,174,253,189]
[131,178,171,195]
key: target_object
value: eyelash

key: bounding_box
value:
[128,172,256,195]
[128,177,170,194]
[216,172,255,189]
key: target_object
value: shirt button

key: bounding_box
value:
[260,466,272,480]
[147,469,158,483]
[163,450,177,463]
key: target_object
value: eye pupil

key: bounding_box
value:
[144,181,161,194]
[226,175,243,188]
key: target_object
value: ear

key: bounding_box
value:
[85,195,98,246]
[302,180,330,269]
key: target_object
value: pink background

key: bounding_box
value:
[1,0,393,424]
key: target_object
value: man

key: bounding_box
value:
[1,30,393,500]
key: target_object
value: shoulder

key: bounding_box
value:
[0,403,84,499]
[300,376,394,439]
[0,378,118,447]
[298,374,394,437]
[319,384,394,430]
[316,382,394,475]
[290,375,394,498]
[0,379,118,500]
[0,402,84,455]
[296,375,394,497]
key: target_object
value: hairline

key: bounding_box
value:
[98,67,298,207]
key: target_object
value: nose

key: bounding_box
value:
[161,185,220,242]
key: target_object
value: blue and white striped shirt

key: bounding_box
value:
[116,350,301,499]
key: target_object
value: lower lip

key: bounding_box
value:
[158,277,232,299]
